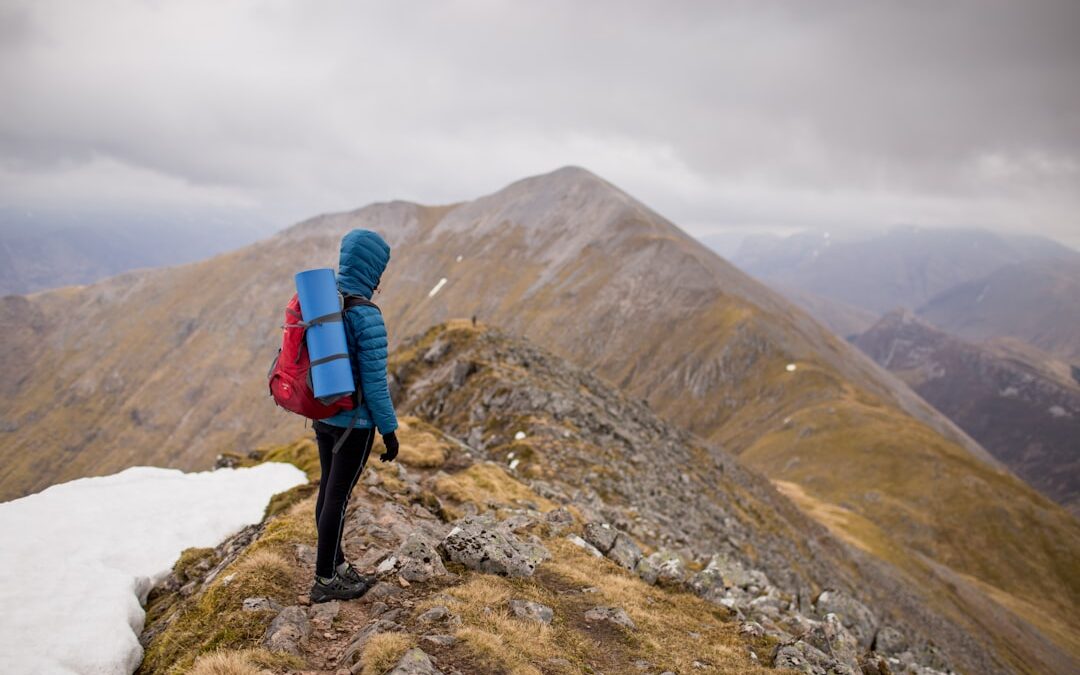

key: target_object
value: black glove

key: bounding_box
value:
[380,431,399,462]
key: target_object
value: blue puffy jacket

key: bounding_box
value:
[321,229,399,435]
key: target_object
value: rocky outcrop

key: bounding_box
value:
[438,514,549,577]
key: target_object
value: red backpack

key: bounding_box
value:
[267,292,377,420]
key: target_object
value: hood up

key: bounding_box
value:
[337,229,391,298]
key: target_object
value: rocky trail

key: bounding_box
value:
[138,323,971,674]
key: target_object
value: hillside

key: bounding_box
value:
[2,167,1078,673]
[855,310,1080,516]
[917,258,1080,362]
[141,322,989,674]
[732,227,1078,314]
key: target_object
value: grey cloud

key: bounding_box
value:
[0,0,1077,247]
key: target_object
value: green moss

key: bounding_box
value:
[258,438,320,481]
[141,547,298,674]
[263,482,317,519]
[173,547,216,584]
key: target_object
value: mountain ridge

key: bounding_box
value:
[2,166,1077,674]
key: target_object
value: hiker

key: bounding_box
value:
[309,229,400,603]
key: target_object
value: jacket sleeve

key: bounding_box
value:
[350,307,399,435]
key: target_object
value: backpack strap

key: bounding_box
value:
[343,295,380,312]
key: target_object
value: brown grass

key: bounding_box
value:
[187,648,295,675]
[360,633,417,675]
[395,416,450,468]
[434,462,556,512]
[416,535,774,674]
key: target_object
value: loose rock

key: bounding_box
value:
[583,606,636,630]
[509,598,554,624]
[815,589,878,651]
[261,606,311,655]
[387,647,443,675]
[309,601,340,631]
[439,515,548,577]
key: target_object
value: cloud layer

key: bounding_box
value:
[2,0,1078,245]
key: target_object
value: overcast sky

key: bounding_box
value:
[1,0,1078,248]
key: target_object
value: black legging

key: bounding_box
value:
[313,420,376,578]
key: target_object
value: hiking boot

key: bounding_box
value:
[309,573,368,603]
[338,562,375,589]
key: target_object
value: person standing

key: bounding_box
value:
[309,229,400,603]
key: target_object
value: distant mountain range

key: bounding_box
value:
[856,310,1080,516]
[1,168,1077,673]
[0,214,276,295]
[732,226,1079,316]
[918,257,1080,362]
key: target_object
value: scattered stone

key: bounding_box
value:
[566,534,603,557]
[584,606,636,630]
[261,606,311,655]
[387,647,443,675]
[739,621,765,638]
[606,533,643,570]
[874,624,909,655]
[418,606,449,624]
[509,598,554,624]
[391,533,448,583]
[543,507,574,534]
[439,515,548,577]
[641,549,686,587]
[772,639,843,675]
[804,613,861,672]
[295,544,317,566]
[309,601,340,631]
[297,594,312,607]
[421,634,457,648]
[583,522,618,553]
[815,589,878,652]
[361,581,405,603]
[242,596,281,612]
[342,619,404,666]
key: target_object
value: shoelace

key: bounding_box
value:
[339,563,363,584]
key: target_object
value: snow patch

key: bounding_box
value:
[0,463,306,674]
[427,277,448,298]
[513,431,526,440]
[455,255,463,262]
[785,363,797,372]
[508,458,521,471]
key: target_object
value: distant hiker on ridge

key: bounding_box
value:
[310,229,399,603]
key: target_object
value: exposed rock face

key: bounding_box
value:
[438,514,549,577]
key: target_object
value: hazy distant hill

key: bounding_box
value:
[732,226,1078,314]
[856,310,1080,516]
[917,257,1080,362]
[0,216,275,295]
[1,167,1077,673]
